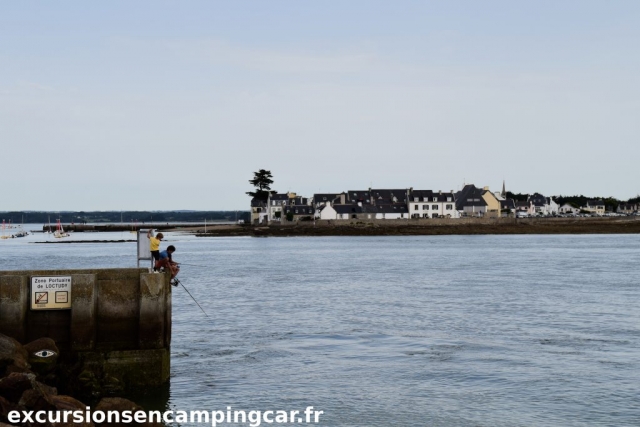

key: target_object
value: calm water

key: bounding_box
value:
[1,230,640,426]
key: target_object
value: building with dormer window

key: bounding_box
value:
[582,200,605,216]
[408,190,458,218]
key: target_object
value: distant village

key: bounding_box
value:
[250,182,640,224]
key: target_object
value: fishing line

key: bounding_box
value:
[174,279,210,318]
[176,262,213,268]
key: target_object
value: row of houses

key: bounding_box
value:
[250,184,628,223]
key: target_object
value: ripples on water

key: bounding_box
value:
[1,231,639,426]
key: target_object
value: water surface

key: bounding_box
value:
[1,232,639,426]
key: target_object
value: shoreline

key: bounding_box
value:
[32,240,136,244]
[179,217,640,237]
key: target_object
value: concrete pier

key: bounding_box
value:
[0,268,171,390]
[40,222,218,232]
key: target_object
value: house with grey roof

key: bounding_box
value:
[283,205,315,221]
[250,197,268,224]
[515,201,533,216]
[408,189,458,218]
[267,192,312,222]
[313,193,346,209]
[266,193,289,222]
[617,203,637,214]
[346,190,373,205]
[367,189,410,219]
[455,184,500,217]
[527,193,558,215]
[319,204,363,220]
[559,203,580,215]
[500,199,516,216]
[318,188,410,220]
[582,199,605,216]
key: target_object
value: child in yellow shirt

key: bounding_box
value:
[147,230,164,267]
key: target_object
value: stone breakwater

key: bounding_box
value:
[0,268,172,426]
[0,334,162,427]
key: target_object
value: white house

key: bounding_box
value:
[276,195,314,221]
[408,190,458,218]
[267,192,312,222]
[515,201,534,216]
[368,204,408,219]
[558,203,580,215]
[528,193,558,215]
[582,199,605,216]
[266,193,289,222]
[617,203,638,214]
[318,203,338,220]
[250,197,268,224]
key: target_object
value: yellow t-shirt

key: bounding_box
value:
[149,236,160,251]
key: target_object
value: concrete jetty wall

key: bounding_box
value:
[0,268,171,391]
[40,222,227,232]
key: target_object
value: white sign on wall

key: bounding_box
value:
[138,230,152,260]
[30,276,72,310]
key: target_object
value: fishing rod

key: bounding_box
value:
[172,278,210,318]
[176,262,213,268]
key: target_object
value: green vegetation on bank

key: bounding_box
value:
[0,211,250,224]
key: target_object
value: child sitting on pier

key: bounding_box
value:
[155,245,180,283]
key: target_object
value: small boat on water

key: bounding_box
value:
[53,219,70,238]
[0,220,9,240]
[12,228,28,238]
[12,216,29,238]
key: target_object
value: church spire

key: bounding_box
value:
[501,180,506,198]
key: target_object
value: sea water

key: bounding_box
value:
[1,231,639,426]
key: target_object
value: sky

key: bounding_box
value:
[1,1,639,210]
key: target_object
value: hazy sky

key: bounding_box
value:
[2,1,639,210]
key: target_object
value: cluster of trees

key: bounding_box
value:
[246,169,276,202]
[506,192,637,211]
[0,211,250,224]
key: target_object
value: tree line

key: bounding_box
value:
[506,192,638,211]
[0,211,250,224]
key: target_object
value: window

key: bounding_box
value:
[433,197,437,202]
[414,197,419,202]
[424,205,429,210]
[432,205,438,210]
[414,204,418,210]
[446,204,453,210]
[447,197,452,202]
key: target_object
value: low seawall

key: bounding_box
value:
[40,222,226,232]
[0,268,171,393]
[191,217,640,237]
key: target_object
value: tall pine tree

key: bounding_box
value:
[246,169,275,202]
